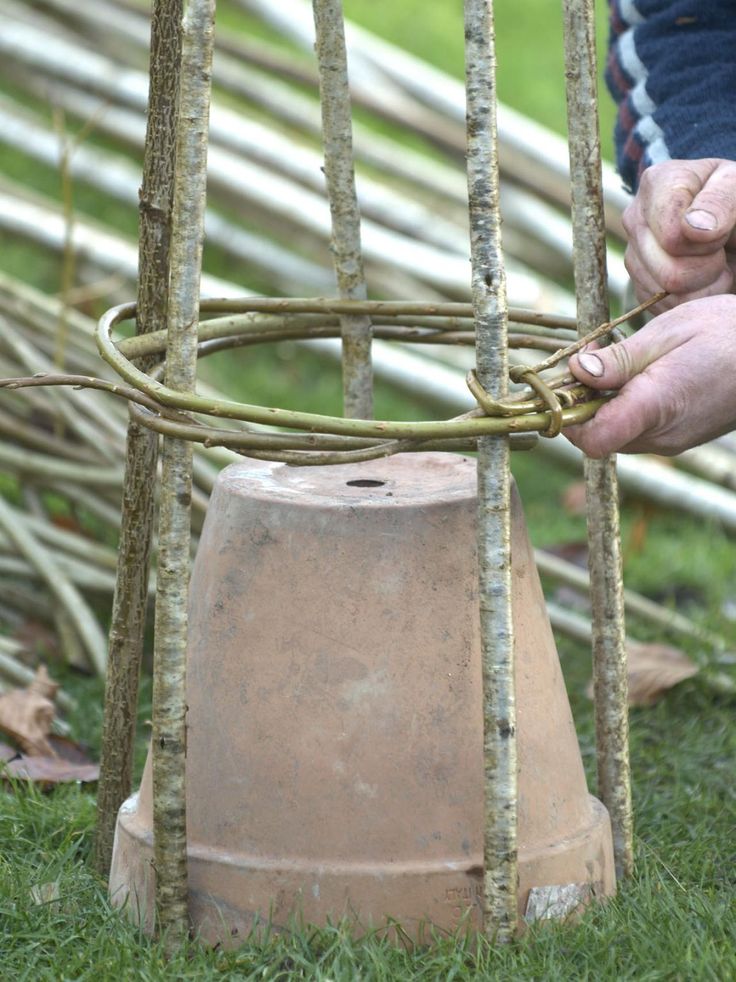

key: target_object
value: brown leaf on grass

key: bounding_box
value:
[3,754,99,786]
[587,641,699,707]
[0,666,99,786]
[626,641,699,706]
[0,665,57,755]
[1,734,99,786]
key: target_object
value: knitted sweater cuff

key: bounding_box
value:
[607,0,736,192]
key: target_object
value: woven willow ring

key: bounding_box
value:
[94,293,662,467]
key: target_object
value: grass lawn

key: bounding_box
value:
[1,1,735,979]
[1,499,734,979]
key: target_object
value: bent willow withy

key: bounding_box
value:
[13,291,662,468]
[0,291,663,466]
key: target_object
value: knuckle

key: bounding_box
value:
[698,187,736,223]
[623,248,643,282]
[621,204,637,235]
[656,266,691,294]
[655,260,718,295]
[609,342,636,380]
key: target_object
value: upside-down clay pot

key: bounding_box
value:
[110,453,615,942]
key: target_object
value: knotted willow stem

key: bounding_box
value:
[562,0,633,879]
[464,0,517,942]
[94,0,183,880]
[312,0,373,418]
[152,0,216,952]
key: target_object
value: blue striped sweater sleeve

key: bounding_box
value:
[606,0,736,192]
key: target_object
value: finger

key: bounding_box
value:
[625,233,734,302]
[636,160,736,257]
[624,242,678,310]
[682,160,736,247]
[629,224,730,295]
[636,162,711,254]
[568,308,690,391]
[564,382,661,458]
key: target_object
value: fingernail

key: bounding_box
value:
[577,352,604,377]
[685,208,718,231]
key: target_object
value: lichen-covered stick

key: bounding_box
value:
[561,0,633,879]
[94,0,183,880]
[464,0,517,941]
[152,0,216,952]
[311,0,373,419]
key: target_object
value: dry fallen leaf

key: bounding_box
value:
[587,641,698,707]
[0,667,99,786]
[0,665,57,755]
[3,754,99,786]
[626,641,699,706]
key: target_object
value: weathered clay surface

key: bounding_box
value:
[110,453,615,941]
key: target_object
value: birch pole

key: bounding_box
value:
[561,0,633,879]
[151,0,216,951]
[94,0,183,879]
[464,0,517,941]
[311,0,372,419]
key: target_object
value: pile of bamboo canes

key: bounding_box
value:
[0,0,617,306]
[0,271,724,668]
[0,271,238,679]
[0,0,734,521]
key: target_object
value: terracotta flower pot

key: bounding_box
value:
[110,453,614,942]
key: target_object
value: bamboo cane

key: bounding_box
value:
[0,10,615,303]
[561,0,633,880]
[151,0,216,951]
[95,0,185,881]
[0,496,107,674]
[2,143,735,521]
[535,548,730,655]
[233,0,631,231]
[464,0,517,942]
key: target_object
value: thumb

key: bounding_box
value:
[568,320,681,390]
[683,161,736,246]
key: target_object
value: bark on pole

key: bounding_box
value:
[94,0,183,880]
[311,0,373,419]
[463,0,517,941]
[151,0,216,951]
[561,0,633,880]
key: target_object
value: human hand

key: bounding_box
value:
[564,295,736,457]
[622,158,736,311]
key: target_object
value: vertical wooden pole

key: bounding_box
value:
[95,0,183,878]
[312,0,373,419]
[152,0,216,952]
[561,0,633,880]
[464,0,517,942]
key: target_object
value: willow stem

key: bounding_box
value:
[562,0,633,880]
[94,0,184,881]
[464,0,517,942]
[151,0,216,954]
